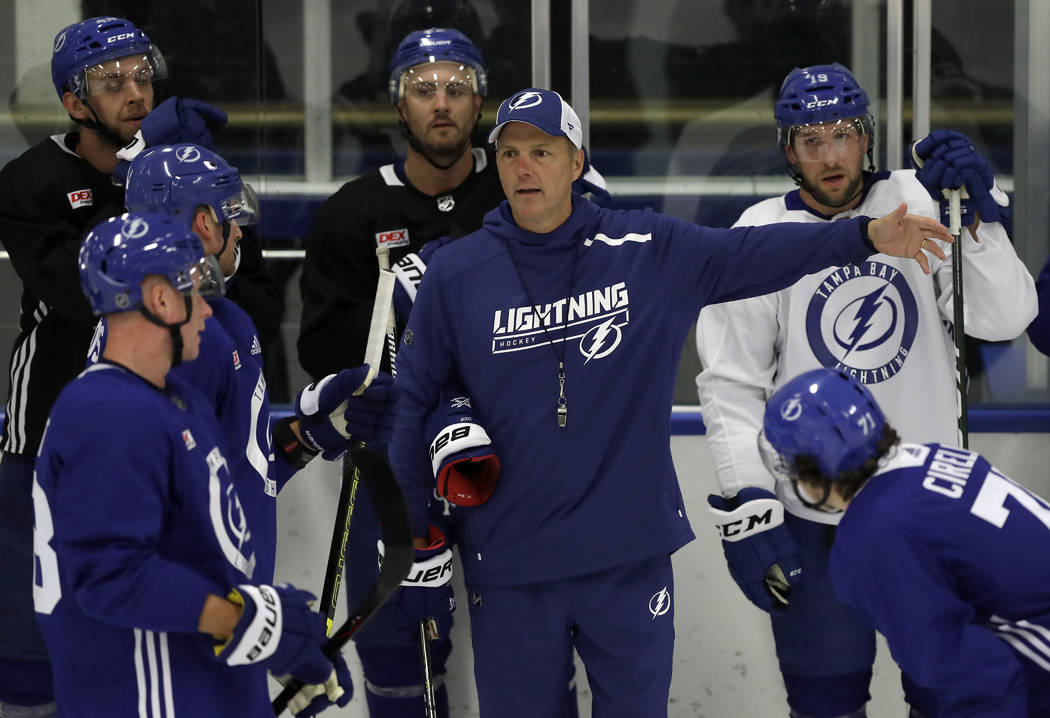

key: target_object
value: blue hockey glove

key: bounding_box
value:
[216,584,339,687]
[284,650,353,717]
[295,365,399,459]
[113,97,229,184]
[910,129,1008,227]
[379,527,455,643]
[425,381,500,507]
[391,235,456,325]
[707,488,802,612]
[572,146,611,203]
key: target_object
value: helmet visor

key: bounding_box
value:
[400,63,477,102]
[82,47,168,97]
[788,118,866,163]
[757,429,795,483]
[179,255,225,298]
[220,183,260,226]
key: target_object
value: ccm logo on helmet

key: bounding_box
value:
[804,97,839,109]
[107,32,137,44]
[715,508,774,539]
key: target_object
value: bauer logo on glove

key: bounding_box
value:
[426,382,500,506]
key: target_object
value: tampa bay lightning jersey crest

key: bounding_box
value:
[697,168,1036,525]
[805,259,919,383]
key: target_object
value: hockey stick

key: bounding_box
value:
[910,143,968,448]
[317,246,397,635]
[947,189,969,448]
[419,618,439,718]
[272,446,413,715]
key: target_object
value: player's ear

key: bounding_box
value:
[61,92,88,121]
[191,208,218,254]
[571,145,584,181]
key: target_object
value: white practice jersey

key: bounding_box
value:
[697,170,1037,524]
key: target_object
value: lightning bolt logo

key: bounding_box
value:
[649,586,671,619]
[579,316,622,363]
[834,285,897,359]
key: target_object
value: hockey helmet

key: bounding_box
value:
[79,212,223,316]
[775,63,873,153]
[759,367,885,481]
[125,144,259,227]
[388,27,487,103]
[51,16,167,100]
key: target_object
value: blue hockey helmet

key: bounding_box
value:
[388,27,487,103]
[51,16,167,100]
[125,144,259,227]
[775,63,873,149]
[760,367,885,481]
[79,212,223,316]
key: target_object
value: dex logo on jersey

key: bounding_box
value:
[805,260,919,384]
[375,228,409,248]
[491,281,630,358]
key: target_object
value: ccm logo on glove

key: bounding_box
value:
[713,500,781,540]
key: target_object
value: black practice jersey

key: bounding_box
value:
[298,147,505,379]
[0,134,126,455]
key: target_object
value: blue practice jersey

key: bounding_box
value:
[390,197,876,585]
[89,296,286,584]
[170,296,284,583]
[831,443,1050,716]
[34,363,270,717]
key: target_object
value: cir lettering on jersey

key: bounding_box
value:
[176,145,201,163]
[805,260,918,384]
[122,216,151,240]
[649,586,671,619]
[509,91,543,110]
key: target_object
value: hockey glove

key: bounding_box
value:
[425,381,500,507]
[114,98,229,184]
[295,365,398,459]
[391,234,455,325]
[216,584,342,689]
[284,651,354,717]
[707,488,802,613]
[379,527,455,643]
[910,129,1009,227]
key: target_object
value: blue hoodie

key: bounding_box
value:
[390,196,874,586]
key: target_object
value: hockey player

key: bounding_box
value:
[759,366,1050,717]
[387,87,953,717]
[0,17,229,715]
[697,63,1037,718]
[121,143,402,713]
[35,212,351,717]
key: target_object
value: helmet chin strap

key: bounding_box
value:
[71,97,128,150]
[138,295,194,368]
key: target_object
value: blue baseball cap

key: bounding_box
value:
[487,88,582,149]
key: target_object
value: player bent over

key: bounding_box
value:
[759,367,1050,717]
[33,214,351,717]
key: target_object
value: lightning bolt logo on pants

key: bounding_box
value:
[649,586,671,619]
